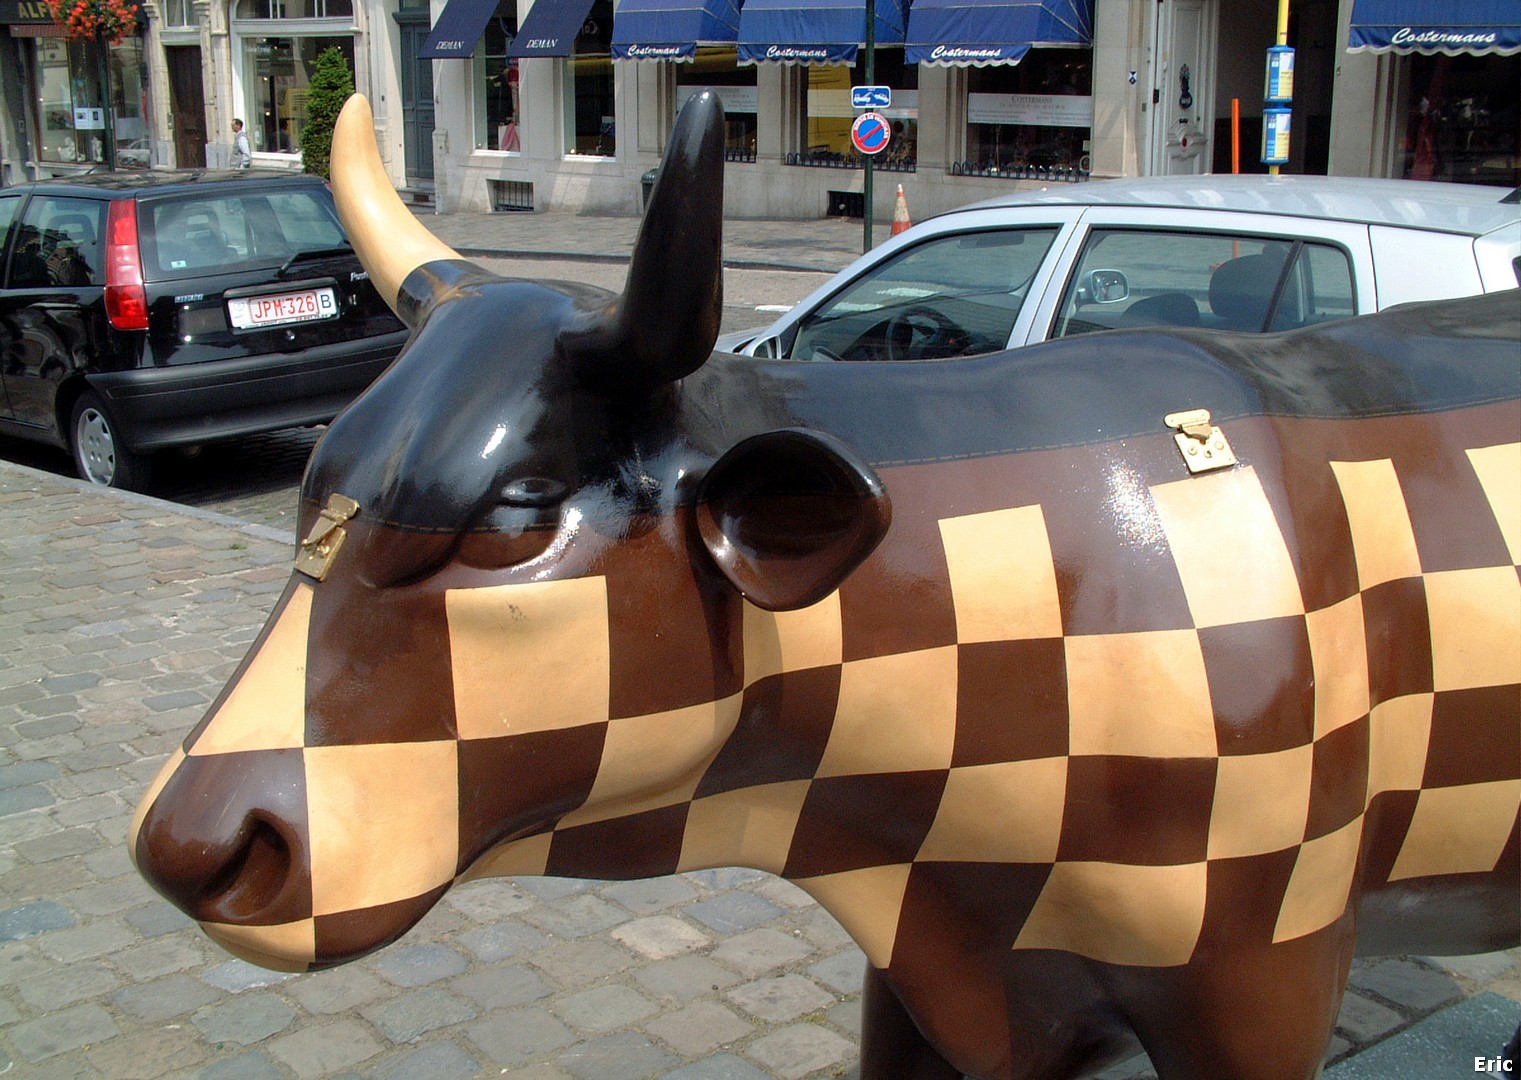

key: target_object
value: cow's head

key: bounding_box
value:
[130,92,890,971]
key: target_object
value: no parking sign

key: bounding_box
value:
[851,112,891,156]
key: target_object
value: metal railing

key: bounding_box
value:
[950,161,1090,182]
[786,150,917,173]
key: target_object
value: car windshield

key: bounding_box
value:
[140,188,351,281]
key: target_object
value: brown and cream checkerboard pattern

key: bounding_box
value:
[137,417,1521,974]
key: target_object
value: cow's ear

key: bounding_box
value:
[696,430,891,612]
[563,90,725,393]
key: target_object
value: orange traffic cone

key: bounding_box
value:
[890,184,912,235]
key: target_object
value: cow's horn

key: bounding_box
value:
[331,94,462,322]
[563,89,725,392]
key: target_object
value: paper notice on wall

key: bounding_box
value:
[677,85,760,115]
[968,94,1094,128]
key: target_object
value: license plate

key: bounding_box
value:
[228,287,338,330]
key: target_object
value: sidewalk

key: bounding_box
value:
[417,209,868,275]
[1,386,1518,1075]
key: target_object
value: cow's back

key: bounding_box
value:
[688,293,1520,980]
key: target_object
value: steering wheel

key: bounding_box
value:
[885,306,964,361]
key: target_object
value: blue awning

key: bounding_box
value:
[1348,0,1521,55]
[612,0,742,61]
[506,0,599,59]
[906,0,1093,66]
[737,0,907,65]
[420,0,503,59]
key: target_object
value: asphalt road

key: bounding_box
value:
[0,255,827,532]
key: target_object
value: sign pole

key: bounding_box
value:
[863,0,875,253]
[1268,0,1291,175]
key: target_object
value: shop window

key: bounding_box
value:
[676,47,756,162]
[1402,53,1519,187]
[796,51,916,171]
[961,48,1091,179]
[113,39,151,167]
[474,4,521,151]
[565,0,615,156]
[36,37,149,168]
[235,0,353,18]
[239,37,355,154]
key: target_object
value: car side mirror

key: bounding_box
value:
[1079,269,1130,304]
[749,336,781,359]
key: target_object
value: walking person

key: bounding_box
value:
[230,119,252,169]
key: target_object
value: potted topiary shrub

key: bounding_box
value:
[301,46,354,181]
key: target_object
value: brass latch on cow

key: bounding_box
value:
[1165,409,1237,474]
[295,494,360,581]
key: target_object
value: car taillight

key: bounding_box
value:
[104,199,148,331]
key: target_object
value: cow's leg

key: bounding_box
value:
[1111,925,1355,1080]
[859,965,963,1080]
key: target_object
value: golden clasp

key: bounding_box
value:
[295,494,360,581]
[1165,409,1237,474]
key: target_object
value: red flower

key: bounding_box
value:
[48,0,138,44]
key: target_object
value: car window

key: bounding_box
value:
[0,196,20,267]
[1051,229,1357,338]
[9,196,106,289]
[142,188,350,280]
[789,227,1061,362]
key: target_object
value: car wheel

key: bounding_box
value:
[70,391,151,491]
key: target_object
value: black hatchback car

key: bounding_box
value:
[0,170,409,490]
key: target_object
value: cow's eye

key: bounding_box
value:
[502,477,566,507]
[457,478,566,568]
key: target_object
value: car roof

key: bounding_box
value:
[2,169,326,199]
[954,175,1521,237]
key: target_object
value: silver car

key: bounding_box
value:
[722,176,1521,362]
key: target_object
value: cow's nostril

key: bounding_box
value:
[202,818,294,922]
[135,749,312,930]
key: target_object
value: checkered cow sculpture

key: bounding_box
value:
[132,91,1521,1080]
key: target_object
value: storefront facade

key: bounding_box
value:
[0,1,154,183]
[1,0,409,180]
[422,0,1120,217]
[0,0,1513,220]
[416,0,1516,218]
[1330,0,1519,186]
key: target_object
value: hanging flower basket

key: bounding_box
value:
[47,0,140,46]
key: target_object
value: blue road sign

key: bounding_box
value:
[851,85,892,109]
[851,112,891,156]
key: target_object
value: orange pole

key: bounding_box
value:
[1232,98,1240,174]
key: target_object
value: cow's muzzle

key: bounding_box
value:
[131,747,317,970]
